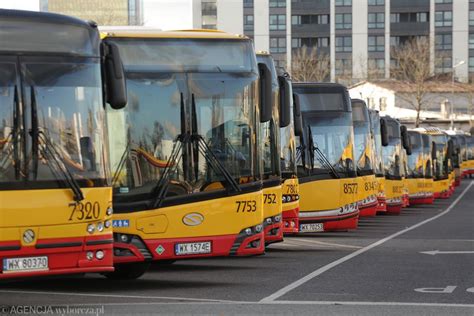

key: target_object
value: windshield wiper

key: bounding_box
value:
[150,92,188,209]
[307,125,340,179]
[29,86,84,202]
[190,93,240,193]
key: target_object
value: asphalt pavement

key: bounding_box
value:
[1,180,473,316]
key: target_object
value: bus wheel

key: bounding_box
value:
[104,262,150,280]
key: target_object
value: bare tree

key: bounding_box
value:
[290,46,330,83]
[390,37,442,127]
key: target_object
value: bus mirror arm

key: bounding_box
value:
[104,42,127,109]
[380,118,389,147]
[277,75,291,128]
[258,63,272,123]
[431,141,437,160]
[293,94,303,137]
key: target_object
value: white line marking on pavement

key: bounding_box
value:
[29,301,474,308]
[260,181,474,303]
[420,250,474,255]
[0,289,237,303]
[268,300,474,308]
[289,238,363,249]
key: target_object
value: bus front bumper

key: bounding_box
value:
[298,204,359,233]
[0,235,114,280]
[112,229,265,264]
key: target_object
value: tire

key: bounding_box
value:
[153,260,176,265]
[104,262,150,280]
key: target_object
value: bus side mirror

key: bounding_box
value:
[431,141,437,160]
[104,42,127,109]
[278,75,291,128]
[400,125,412,155]
[447,139,454,158]
[293,93,303,137]
[258,63,272,123]
[380,118,389,146]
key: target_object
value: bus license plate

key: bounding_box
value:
[3,256,48,273]
[300,223,324,232]
[175,242,211,256]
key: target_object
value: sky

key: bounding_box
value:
[0,0,38,10]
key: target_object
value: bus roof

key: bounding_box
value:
[101,28,248,40]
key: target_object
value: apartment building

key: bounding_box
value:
[193,0,471,83]
[39,0,144,26]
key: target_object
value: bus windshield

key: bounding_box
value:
[352,102,373,175]
[369,110,384,176]
[280,98,296,177]
[407,132,424,178]
[0,58,106,189]
[468,136,474,160]
[432,134,447,179]
[108,38,259,204]
[304,112,355,178]
[256,54,280,180]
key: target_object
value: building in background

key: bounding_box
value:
[189,0,471,84]
[39,0,144,26]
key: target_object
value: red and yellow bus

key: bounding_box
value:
[369,110,387,213]
[462,134,474,177]
[293,83,359,233]
[406,130,432,205]
[280,78,300,234]
[0,10,126,279]
[102,30,267,278]
[424,128,451,199]
[256,52,284,245]
[381,117,405,214]
[351,99,378,217]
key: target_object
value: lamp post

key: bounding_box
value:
[451,60,465,130]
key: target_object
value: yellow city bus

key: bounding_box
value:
[369,109,387,213]
[464,134,474,177]
[279,77,300,234]
[424,128,451,199]
[102,30,267,278]
[406,130,430,205]
[351,99,378,217]
[293,83,359,233]
[256,52,284,245]
[381,117,405,214]
[400,126,411,208]
[446,131,465,188]
[0,10,126,279]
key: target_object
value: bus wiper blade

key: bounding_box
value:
[307,125,340,179]
[150,92,187,209]
[37,131,85,202]
[191,94,240,193]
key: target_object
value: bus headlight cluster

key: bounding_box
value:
[282,194,299,203]
[245,228,253,236]
[255,224,263,233]
[266,217,273,225]
[274,215,282,223]
[86,250,105,261]
[87,222,109,234]
[243,223,263,236]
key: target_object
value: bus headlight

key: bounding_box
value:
[245,228,252,236]
[96,250,105,260]
[274,215,282,222]
[255,224,263,233]
[86,251,94,260]
[266,217,272,225]
[104,220,111,228]
[96,222,104,232]
[120,234,129,243]
[106,207,113,216]
[87,224,95,234]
